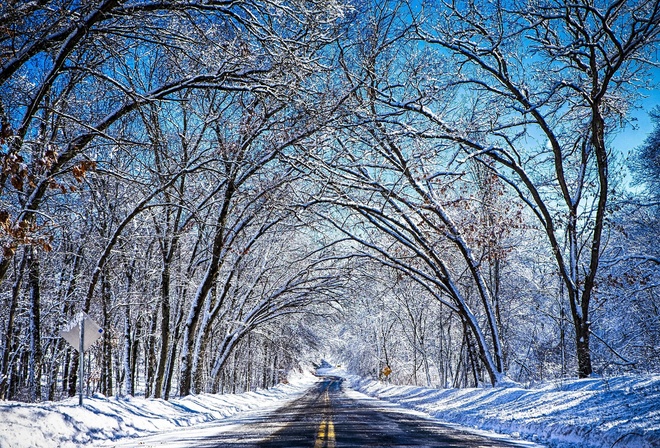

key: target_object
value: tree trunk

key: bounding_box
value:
[179,181,235,396]
[154,254,172,398]
[27,247,43,402]
[61,346,70,399]
[67,352,78,398]
[101,275,113,396]
[0,251,26,400]
[570,109,608,379]
[576,322,593,378]
[463,320,480,387]
[144,307,158,398]
[164,339,177,400]
[272,352,278,386]
[245,334,252,391]
[47,339,63,401]
[260,344,267,391]
[130,319,140,396]
[191,315,212,394]
[123,303,133,396]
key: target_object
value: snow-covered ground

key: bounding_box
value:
[0,370,317,448]
[1,368,658,447]
[345,372,660,448]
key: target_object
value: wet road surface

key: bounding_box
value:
[112,376,541,447]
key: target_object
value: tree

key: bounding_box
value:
[396,0,660,378]
[177,86,344,396]
[0,0,349,402]
[0,0,345,285]
[298,0,513,385]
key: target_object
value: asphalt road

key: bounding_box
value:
[113,376,540,447]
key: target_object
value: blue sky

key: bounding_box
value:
[615,75,660,156]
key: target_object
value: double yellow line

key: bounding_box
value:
[314,418,335,448]
[314,390,336,448]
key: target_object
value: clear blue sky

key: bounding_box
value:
[612,64,659,159]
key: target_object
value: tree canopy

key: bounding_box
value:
[1,0,659,402]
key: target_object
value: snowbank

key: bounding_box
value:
[2,368,658,448]
[347,374,660,448]
[0,370,317,448]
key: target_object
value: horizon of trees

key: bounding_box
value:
[0,0,659,402]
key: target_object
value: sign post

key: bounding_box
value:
[61,312,103,406]
[78,314,84,406]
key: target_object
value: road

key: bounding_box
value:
[112,376,541,447]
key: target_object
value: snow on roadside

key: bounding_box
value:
[0,370,317,448]
[2,366,659,448]
[346,373,660,448]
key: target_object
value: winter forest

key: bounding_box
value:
[1,0,659,404]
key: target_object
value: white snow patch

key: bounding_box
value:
[0,369,318,448]
[345,374,660,448]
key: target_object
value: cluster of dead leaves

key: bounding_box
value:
[2,146,96,193]
[0,147,95,258]
[0,211,53,258]
[71,160,96,182]
[602,272,652,288]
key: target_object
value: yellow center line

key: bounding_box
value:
[314,420,327,448]
[314,387,336,448]
[313,418,337,448]
[327,419,336,448]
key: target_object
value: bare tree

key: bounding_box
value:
[386,0,660,378]
[298,1,510,385]
[0,0,347,402]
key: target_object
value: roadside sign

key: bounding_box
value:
[61,312,104,352]
[60,312,103,406]
[382,366,392,377]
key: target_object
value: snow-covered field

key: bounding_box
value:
[346,373,660,448]
[0,369,658,447]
